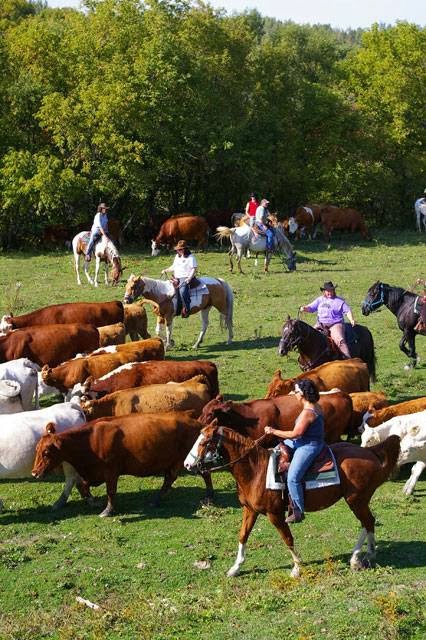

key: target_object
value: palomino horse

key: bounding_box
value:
[215,223,296,273]
[278,316,376,381]
[362,281,424,369]
[123,274,234,349]
[72,232,123,287]
[185,424,400,577]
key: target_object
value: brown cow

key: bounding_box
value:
[123,302,151,340]
[41,338,165,392]
[81,375,212,419]
[83,359,219,399]
[363,396,426,428]
[151,215,209,254]
[320,206,371,241]
[265,358,370,398]
[0,300,124,335]
[32,411,213,516]
[0,324,99,367]
[199,390,353,443]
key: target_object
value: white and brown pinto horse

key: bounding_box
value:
[72,232,123,287]
[123,275,234,349]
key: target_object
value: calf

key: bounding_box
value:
[0,402,87,508]
[123,302,151,340]
[0,357,38,410]
[32,411,212,516]
[82,359,219,399]
[0,324,100,367]
[349,391,389,435]
[41,338,165,393]
[81,375,212,419]
[98,322,126,347]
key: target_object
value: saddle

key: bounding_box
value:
[277,442,334,478]
[413,297,426,334]
[171,276,201,290]
[317,323,357,356]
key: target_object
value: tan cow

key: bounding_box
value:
[320,206,370,242]
[265,358,370,398]
[349,391,389,435]
[81,374,212,419]
[41,338,165,393]
[363,396,426,428]
[98,322,126,347]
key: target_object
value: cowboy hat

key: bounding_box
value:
[98,202,110,211]
[320,281,337,291]
[174,240,188,250]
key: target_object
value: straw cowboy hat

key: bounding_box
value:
[174,240,188,250]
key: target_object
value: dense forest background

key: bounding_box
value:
[0,0,425,247]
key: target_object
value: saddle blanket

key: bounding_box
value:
[265,445,340,491]
[186,277,217,308]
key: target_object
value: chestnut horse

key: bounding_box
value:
[72,232,123,287]
[123,274,233,349]
[185,424,400,577]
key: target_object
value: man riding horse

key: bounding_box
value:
[414,278,426,334]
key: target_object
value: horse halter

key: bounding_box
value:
[278,322,303,355]
[363,283,385,314]
[123,278,142,304]
[193,429,267,473]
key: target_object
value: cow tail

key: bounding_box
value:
[369,434,400,479]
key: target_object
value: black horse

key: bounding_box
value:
[278,316,376,381]
[362,281,424,369]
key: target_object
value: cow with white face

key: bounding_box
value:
[0,380,23,414]
[0,358,39,410]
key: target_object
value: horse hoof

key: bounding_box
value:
[404,364,413,371]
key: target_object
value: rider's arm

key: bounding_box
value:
[346,309,356,326]
[185,267,196,284]
[264,410,313,439]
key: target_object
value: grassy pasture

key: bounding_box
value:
[0,230,425,639]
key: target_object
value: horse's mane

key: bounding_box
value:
[141,276,174,298]
[384,283,415,307]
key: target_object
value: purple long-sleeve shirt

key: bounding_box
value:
[305,295,350,325]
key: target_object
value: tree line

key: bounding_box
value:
[0,0,425,247]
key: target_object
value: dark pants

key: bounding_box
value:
[86,231,101,255]
[265,228,274,251]
[178,278,191,312]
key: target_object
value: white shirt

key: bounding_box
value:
[255,205,268,224]
[172,253,197,279]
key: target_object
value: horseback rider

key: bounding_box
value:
[300,281,356,358]
[85,202,110,261]
[253,198,274,252]
[161,240,197,318]
[244,192,259,227]
[414,278,426,333]
[264,379,325,524]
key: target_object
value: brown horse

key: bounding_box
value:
[123,274,234,349]
[185,424,400,577]
[72,232,123,287]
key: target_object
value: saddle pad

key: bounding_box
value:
[265,445,340,492]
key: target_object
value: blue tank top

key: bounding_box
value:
[294,408,325,444]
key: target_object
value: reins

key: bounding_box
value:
[204,432,269,472]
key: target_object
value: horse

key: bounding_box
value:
[278,316,376,382]
[362,281,424,369]
[72,232,123,287]
[123,274,233,349]
[215,223,296,273]
[184,423,400,577]
[414,198,426,232]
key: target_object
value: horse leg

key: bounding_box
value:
[347,503,376,569]
[165,318,174,350]
[227,506,258,577]
[193,308,210,349]
[84,257,94,286]
[93,257,100,288]
[401,330,417,369]
[403,461,426,495]
[237,248,244,274]
[74,252,82,286]
[104,262,109,286]
[267,511,302,578]
[228,249,234,273]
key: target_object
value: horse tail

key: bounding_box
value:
[215,226,232,244]
[219,279,234,342]
[369,434,400,479]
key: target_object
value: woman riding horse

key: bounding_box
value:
[300,281,356,358]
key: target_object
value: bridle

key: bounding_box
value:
[191,428,268,473]
[362,283,385,313]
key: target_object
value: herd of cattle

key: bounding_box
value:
[0,299,425,519]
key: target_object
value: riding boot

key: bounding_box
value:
[85,254,91,262]
[285,509,304,524]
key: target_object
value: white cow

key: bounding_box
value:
[0,380,24,414]
[0,402,87,509]
[0,358,38,410]
[361,409,426,494]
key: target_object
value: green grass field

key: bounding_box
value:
[0,230,425,639]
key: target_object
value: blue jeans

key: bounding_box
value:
[265,228,274,251]
[86,231,101,255]
[284,439,324,513]
[178,278,191,312]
